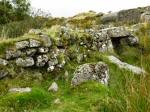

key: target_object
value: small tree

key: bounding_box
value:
[12,0,31,20]
[0,0,14,24]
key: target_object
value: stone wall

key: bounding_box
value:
[0,26,139,79]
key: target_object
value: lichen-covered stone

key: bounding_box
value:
[0,58,8,66]
[71,62,109,86]
[47,66,55,72]
[6,49,21,60]
[38,47,49,54]
[26,49,37,56]
[40,34,52,47]
[126,36,139,45]
[92,29,113,52]
[47,58,58,72]
[48,58,58,66]
[16,57,34,67]
[106,27,131,38]
[29,39,41,48]
[15,40,29,49]
[117,8,143,24]
[48,82,58,92]
[36,55,48,67]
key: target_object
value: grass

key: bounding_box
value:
[0,87,52,112]
[0,47,149,112]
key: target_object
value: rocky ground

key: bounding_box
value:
[0,6,150,112]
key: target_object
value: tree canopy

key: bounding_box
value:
[0,0,31,24]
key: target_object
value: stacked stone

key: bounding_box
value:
[90,29,113,52]
[85,26,138,52]
[0,26,139,80]
[4,37,66,73]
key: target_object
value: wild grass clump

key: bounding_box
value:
[0,17,50,39]
[0,87,52,112]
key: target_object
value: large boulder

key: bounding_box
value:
[15,40,29,49]
[106,27,131,38]
[117,8,143,24]
[16,57,34,67]
[71,62,109,86]
[101,27,139,47]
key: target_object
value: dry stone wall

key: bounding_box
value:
[0,26,139,80]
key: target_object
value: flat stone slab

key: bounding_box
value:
[9,87,32,93]
[15,40,29,49]
[107,55,146,75]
